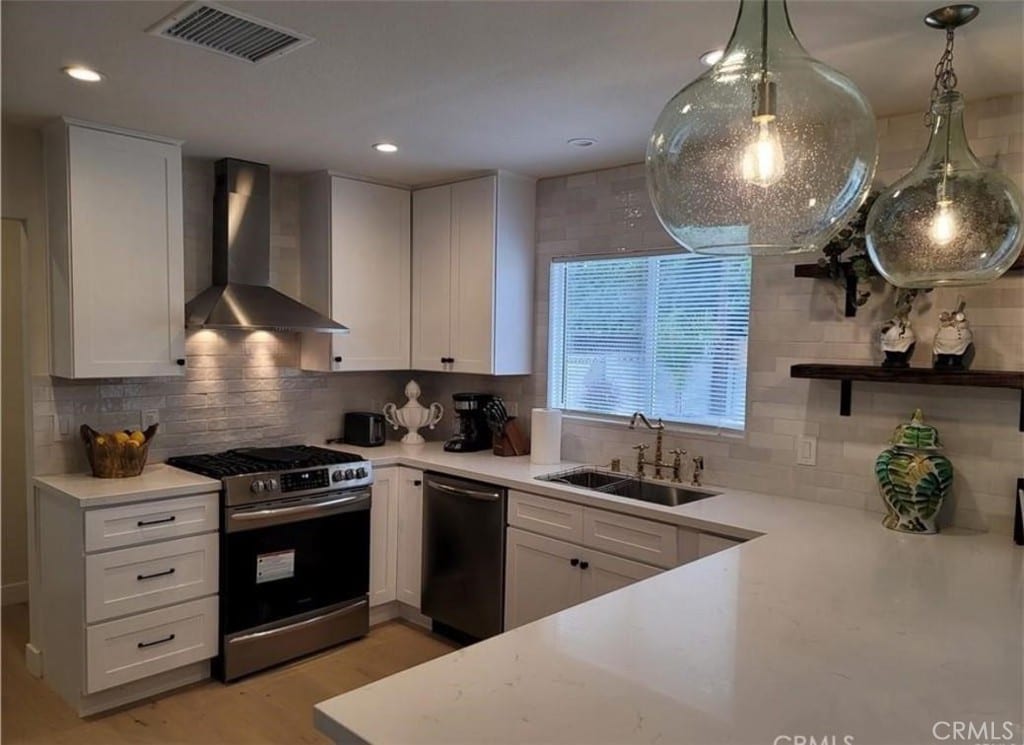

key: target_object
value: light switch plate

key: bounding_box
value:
[796,435,817,466]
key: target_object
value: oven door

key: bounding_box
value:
[221,488,370,635]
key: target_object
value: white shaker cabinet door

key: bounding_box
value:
[369,467,399,606]
[410,184,452,371]
[580,549,662,602]
[49,120,185,378]
[449,176,496,375]
[504,528,582,630]
[395,468,424,609]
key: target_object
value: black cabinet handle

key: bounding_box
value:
[137,515,176,527]
[333,356,343,363]
[137,567,176,581]
[570,558,579,567]
[413,480,422,486]
[440,357,455,364]
[175,358,186,366]
[579,561,590,570]
[137,633,175,649]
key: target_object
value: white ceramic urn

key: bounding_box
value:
[383,380,444,445]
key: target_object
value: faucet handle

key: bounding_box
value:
[668,448,686,456]
[632,443,649,452]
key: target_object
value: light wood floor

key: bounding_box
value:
[1,603,457,745]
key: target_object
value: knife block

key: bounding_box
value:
[493,418,530,457]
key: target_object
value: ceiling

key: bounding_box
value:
[3,1,1022,186]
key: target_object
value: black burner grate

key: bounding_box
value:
[167,445,363,479]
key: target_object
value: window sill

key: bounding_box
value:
[557,411,745,441]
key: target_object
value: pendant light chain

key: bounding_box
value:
[925,27,958,128]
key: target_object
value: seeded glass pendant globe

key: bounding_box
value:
[865,91,1023,288]
[646,0,878,256]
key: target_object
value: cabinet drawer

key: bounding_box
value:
[583,508,678,569]
[85,493,218,552]
[85,595,218,694]
[86,533,218,623]
[698,532,743,558]
[508,491,584,543]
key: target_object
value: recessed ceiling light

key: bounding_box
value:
[699,49,724,66]
[567,138,597,148]
[372,142,398,153]
[63,65,104,82]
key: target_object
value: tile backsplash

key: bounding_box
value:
[527,93,1024,533]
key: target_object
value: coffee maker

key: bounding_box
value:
[444,393,496,452]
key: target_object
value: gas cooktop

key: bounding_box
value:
[167,445,364,480]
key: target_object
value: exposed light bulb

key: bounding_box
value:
[742,117,786,188]
[930,199,957,246]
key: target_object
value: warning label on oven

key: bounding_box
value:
[256,550,295,584]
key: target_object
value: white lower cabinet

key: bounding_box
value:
[504,528,665,630]
[33,484,219,715]
[505,529,582,629]
[582,549,662,600]
[369,467,399,606]
[395,469,424,609]
[505,490,746,630]
[370,466,425,610]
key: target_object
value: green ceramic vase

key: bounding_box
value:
[874,409,953,534]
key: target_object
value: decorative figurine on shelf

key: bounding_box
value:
[879,289,918,368]
[874,409,953,534]
[383,380,444,446]
[933,298,975,371]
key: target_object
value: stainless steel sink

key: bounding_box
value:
[537,467,719,507]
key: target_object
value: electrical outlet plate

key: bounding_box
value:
[796,435,817,466]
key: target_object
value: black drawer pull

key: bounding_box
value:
[413,480,422,486]
[176,358,186,366]
[137,515,176,527]
[570,558,579,567]
[137,567,176,581]
[579,561,590,570]
[137,633,175,649]
[333,356,343,363]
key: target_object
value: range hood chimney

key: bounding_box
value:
[185,158,348,333]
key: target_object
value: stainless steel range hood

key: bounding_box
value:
[185,158,348,333]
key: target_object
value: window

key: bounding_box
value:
[548,251,751,431]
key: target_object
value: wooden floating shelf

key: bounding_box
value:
[793,255,1024,318]
[790,363,1024,431]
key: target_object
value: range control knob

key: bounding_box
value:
[266,478,279,492]
[355,467,367,479]
[250,480,265,493]
[344,469,355,480]
[331,470,344,483]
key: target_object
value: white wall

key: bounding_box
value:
[531,93,1024,533]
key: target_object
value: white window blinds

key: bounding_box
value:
[548,252,751,431]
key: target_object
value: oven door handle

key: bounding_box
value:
[427,480,502,502]
[227,492,369,531]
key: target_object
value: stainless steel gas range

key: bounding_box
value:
[167,445,372,681]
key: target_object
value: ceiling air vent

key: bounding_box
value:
[147,2,313,64]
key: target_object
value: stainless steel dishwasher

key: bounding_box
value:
[421,472,507,641]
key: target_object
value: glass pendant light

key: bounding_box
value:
[865,5,1023,288]
[646,0,878,256]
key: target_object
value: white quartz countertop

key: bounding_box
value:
[33,464,220,506]
[316,442,1024,745]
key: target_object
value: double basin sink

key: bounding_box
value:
[537,466,718,507]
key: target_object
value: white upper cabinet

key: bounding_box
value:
[300,173,411,372]
[411,172,535,375]
[45,118,186,378]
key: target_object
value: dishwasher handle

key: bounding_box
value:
[426,480,502,502]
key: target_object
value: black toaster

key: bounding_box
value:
[344,412,386,447]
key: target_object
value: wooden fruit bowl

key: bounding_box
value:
[81,424,159,478]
